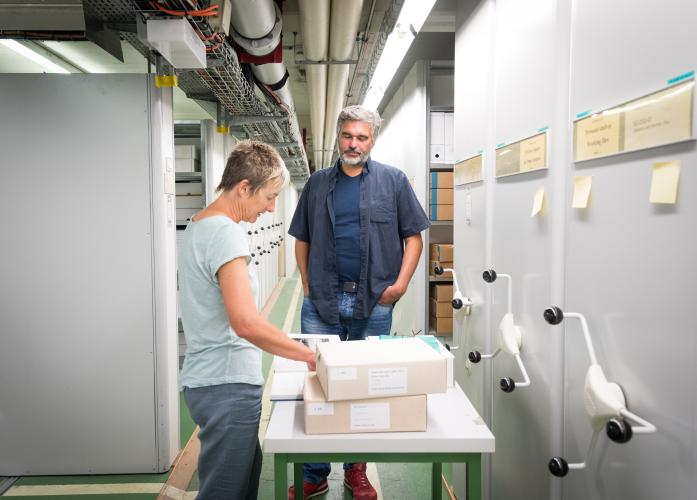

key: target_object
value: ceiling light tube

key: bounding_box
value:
[0,39,70,74]
[362,0,437,110]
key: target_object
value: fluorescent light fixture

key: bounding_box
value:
[0,39,70,74]
[362,0,437,110]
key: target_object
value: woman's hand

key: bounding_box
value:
[305,350,317,372]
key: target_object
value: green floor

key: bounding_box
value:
[1,273,442,499]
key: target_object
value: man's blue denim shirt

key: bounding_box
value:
[288,158,430,324]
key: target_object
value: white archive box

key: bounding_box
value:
[272,333,341,373]
[176,207,198,221]
[175,157,199,172]
[175,182,203,195]
[367,336,454,388]
[303,372,427,434]
[315,337,448,401]
[175,145,199,159]
[176,195,203,209]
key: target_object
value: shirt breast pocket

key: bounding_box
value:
[370,202,394,223]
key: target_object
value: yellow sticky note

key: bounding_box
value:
[572,176,593,208]
[531,186,545,217]
[649,161,680,204]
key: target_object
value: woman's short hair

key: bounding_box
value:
[336,105,382,140]
[217,139,290,193]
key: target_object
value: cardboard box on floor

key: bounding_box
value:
[429,243,454,262]
[429,260,453,275]
[315,338,447,401]
[430,298,452,318]
[304,373,427,434]
[430,283,453,302]
[430,315,453,333]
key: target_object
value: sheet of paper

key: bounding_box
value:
[572,176,593,208]
[531,186,545,217]
[649,160,681,204]
[574,111,622,161]
[455,154,483,185]
[496,142,521,177]
[519,132,547,172]
[350,403,390,430]
[368,367,408,396]
[624,81,693,152]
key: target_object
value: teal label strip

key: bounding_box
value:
[667,70,694,85]
[430,172,438,188]
[538,126,548,133]
[496,142,505,148]
[576,110,591,119]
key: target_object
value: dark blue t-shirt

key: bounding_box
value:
[333,167,361,283]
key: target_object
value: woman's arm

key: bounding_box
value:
[218,257,316,370]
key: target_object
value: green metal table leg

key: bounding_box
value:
[274,454,288,500]
[294,462,303,496]
[432,462,443,500]
[467,455,481,500]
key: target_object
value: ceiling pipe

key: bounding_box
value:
[323,0,364,169]
[298,0,330,170]
[229,0,308,175]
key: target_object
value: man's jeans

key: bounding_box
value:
[301,291,393,341]
[183,383,263,500]
[301,292,393,483]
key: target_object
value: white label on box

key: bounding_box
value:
[350,403,390,430]
[330,367,357,381]
[368,367,407,395]
[307,403,334,416]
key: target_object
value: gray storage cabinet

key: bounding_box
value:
[0,74,179,475]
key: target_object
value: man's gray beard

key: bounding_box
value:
[341,151,368,166]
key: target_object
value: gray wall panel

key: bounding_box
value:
[0,74,173,474]
[562,0,697,498]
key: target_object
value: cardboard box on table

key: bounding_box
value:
[303,373,427,434]
[314,338,447,402]
[429,243,454,262]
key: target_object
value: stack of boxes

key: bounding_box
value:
[429,171,453,221]
[304,338,448,434]
[174,144,202,222]
[429,243,453,276]
[430,282,454,334]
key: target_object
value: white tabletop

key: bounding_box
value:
[263,383,495,454]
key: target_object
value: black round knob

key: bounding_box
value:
[548,457,569,477]
[254,231,258,234]
[482,269,497,283]
[452,298,463,310]
[500,377,515,393]
[247,231,252,235]
[544,306,564,325]
[444,343,451,352]
[468,351,482,363]
[606,418,633,443]
[434,265,444,275]
[251,253,255,257]
[254,261,259,265]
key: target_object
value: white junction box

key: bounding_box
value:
[146,18,206,69]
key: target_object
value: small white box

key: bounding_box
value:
[146,18,206,69]
[175,158,198,172]
[176,207,198,221]
[175,182,202,195]
[175,145,199,159]
[176,195,203,209]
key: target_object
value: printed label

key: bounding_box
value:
[350,403,390,430]
[330,367,357,381]
[368,367,407,395]
[307,403,334,416]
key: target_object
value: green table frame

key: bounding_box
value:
[273,451,481,500]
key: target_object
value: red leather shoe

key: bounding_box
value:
[288,478,329,500]
[344,463,377,500]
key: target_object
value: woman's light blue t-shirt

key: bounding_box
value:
[178,215,263,390]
